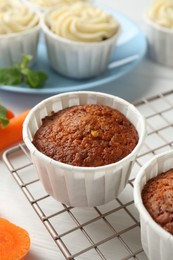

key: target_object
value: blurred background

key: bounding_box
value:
[2,0,173,114]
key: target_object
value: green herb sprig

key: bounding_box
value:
[0,104,9,128]
[0,55,48,88]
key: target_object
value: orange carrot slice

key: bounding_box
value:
[0,110,30,151]
[6,109,15,120]
[0,218,30,260]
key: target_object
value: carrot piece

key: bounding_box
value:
[0,110,30,151]
[0,218,30,260]
[6,109,15,119]
[0,104,15,128]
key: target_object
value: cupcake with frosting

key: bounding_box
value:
[148,0,173,28]
[0,0,40,67]
[144,0,173,67]
[41,2,120,79]
[26,0,89,12]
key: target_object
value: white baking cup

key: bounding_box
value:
[0,12,41,67]
[41,9,120,79]
[23,91,146,207]
[134,150,173,260]
[144,15,173,68]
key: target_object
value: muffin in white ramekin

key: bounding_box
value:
[0,0,41,67]
[23,91,146,207]
[41,2,120,79]
[134,150,173,260]
[144,0,173,67]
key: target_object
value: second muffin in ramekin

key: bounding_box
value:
[41,2,120,79]
[134,150,173,260]
[0,0,40,67]
[23,91,146,207]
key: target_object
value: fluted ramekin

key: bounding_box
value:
[41,7,120,79]
[134,150,173,260]
[144,15,173,67]
[0,9,40,67]
[23,91,146,207]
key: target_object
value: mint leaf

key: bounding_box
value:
[0,116,9,128]
[25,69,48,88]
[0,68,21,85]
[19,54,48,88]
[0,104,9,128]
[0,104,7,117]
[20,54,32,70]
[0,54,48,88]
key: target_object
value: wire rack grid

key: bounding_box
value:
[2,90,173,260]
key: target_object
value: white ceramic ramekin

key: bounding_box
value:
[23,91,146,207]
[134,150,173,260]
[0,9,40,67]
[41,7,120,79]
[144,15,173,67]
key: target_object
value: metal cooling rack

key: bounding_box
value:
[3,90,173,260]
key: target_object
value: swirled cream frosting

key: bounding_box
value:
[46,2,120,42]
[148,0,173,28]
[30,0,87,9]
[0,0,39,34]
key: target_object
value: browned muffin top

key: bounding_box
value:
[142,169,173,235]
[32,104,138,167]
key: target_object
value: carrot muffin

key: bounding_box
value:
[32,104,138,167]
[0,0,39,35]
[142,168,173,235]
[27,0,89,11]
[147,0,173,29]
[0,0,40,67]
[46,2,119,42]
[144,0,173,67]
[41,2,120,79]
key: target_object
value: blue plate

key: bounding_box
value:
[0,8,147,94]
